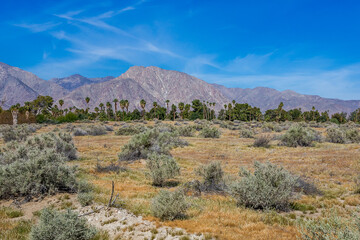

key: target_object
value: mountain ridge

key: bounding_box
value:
[1,62,359,114]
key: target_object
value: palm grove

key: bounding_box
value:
[1,95,360,125]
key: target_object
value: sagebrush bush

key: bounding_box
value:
[280,124,321,147]
[115,124,148,136]
[345,128,360,143]
[177,125,196,137]
[30,208,97,240]
[0,132,77,164]
[0,125,36,142]
[195,161,225,192]
[73,125,107,136]
[118,128,187,161]
[231,161,298,210]
[151,189,188,220]
[299,212,360,240]
[199,126,221,138]
[95,161,126,173]
[73,128,88,136]
[239,128,254,138]
[146,153,180,186]
[326,126,347,144]
[253,135,271,148]
[77,192,94,207]
[0,149,77,199]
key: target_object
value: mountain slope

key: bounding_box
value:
[116,66,229,108]
[50,74,114,91]
[61,78,158,110]
[0,62,68,108]
[213,84,360,114]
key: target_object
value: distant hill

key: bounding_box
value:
[1,62,359,114]
[49,74,114,91]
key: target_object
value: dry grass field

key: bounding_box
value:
[1,120,359,239]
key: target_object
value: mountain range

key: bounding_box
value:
[1,62,359,114]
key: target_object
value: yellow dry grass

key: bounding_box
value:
[2,121,360,240]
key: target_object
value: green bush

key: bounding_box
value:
[239,128,254,138]
[0,125,36,142]
[118,128,187,161]
[30,208,97,240]
[77,192,94,207]
[231,161,298,210]
[195,161,225,191]
[146,153,180,186]
[0,149,77,199]
[280,124,321,147]
[151,190,188,221]
[345,128,360,143]
[326,127,347,144]
[299,212,360,240]
[115,124,148,136]
[177,125,196,137]
[199,126,221,138]
[0,132,77,164]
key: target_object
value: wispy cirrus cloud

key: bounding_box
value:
[13,22,61,32]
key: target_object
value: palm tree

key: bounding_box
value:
[165,100,170,114]
[113,99,119,120]
[94,107,99,114]
[124,100,129,112]
[171,104,177,121]
[228,103,232,121]
[106,102,111,118]
[153,102,158,119]
[85,97,90,111]
[99,103,104,112]
[140,99,146,120]
[178,102,184,119]
[277,102,284,122]
[59,99,64,109]
[119,100,125,120]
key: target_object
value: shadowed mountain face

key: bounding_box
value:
[49,74,114,91]
[0,62,68,108]
[1,62,359,114]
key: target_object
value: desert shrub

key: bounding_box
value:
[326,127,347,144]
[262,122,274,132]
[295,177,322,195]
[239,128,254,138]
[231,161,298,210]
[103,125,113,131]
[77,192,94,207]
[0,125,36,142]
[299,212,360,240]
[95,161,126,173]
[146,153,180,186]
[280,124,322,147]
[253,135,271,148]
[345,128,360,143]
[0,149,77,199]
[73,128,88,136]
[118,128,187,161]
[195,161,225,192]
[0,132,77,164]
[115,124,148,136]
[177,125,196,137]
[84,125,107,136]
[199,126,221,138]
[151,189,188,221]
[154,123,177,133]
[30,208,97,240]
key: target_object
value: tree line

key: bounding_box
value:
[1,95,360,125]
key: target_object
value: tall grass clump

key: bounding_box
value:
[280,124,322,147]
[299,212,360,240]
[199,126,221,138]
[253,134,271,148]
[151,189,188,221]
[146,153,180,186]
[231,161,298,210]
[195,161,225,192]
[30,208,97,240]
[118,128,187,161]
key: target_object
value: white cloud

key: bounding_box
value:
[13,22,61,32]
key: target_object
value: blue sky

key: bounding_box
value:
[1,0,360,100]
